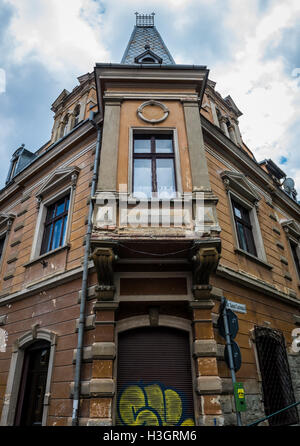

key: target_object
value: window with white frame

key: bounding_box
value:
[221,170,268,265]
[282,220,300,281]
[30,167,79,260]
[129,129,182,199]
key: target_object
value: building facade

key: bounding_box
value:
[0,13,300,426]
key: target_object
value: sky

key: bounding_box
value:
[0,0,300,195]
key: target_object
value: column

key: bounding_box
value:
[232,120,243,146]
[209,99,220,128]
[219,116,230,138]
[228,124,238,145]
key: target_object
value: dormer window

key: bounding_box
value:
[141,57,156,63]
[134,46,163,65]
[6,144,36,184]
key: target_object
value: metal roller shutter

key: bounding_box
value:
[116,326,195,426]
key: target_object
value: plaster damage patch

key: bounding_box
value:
[0,328,8,352]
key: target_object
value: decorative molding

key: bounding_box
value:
[217,264,300,306]
[220,170,261,205]
[191,245,221,290]
[281,219,300,241]
[91,246,118,300]
[0,213,15,233]
[137,100,169,124]
[36,165,80,200]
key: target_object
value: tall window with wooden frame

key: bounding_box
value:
[232,199,257,256]
[290,240,300,280]
[133,134,177,198]
[40,194,70,255]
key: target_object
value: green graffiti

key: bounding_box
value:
[117,383,194,426]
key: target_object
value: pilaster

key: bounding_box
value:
[190,294,223,426]
[182,101,211,192]
[97,99,121,192]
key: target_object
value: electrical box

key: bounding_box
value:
[234,382,247,412]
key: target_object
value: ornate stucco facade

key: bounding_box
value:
[0,13,300,427]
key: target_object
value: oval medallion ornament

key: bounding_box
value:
[137,100,169,124]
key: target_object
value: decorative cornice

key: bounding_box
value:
[36,165,80,202]
[220,170,261,204]
[0,213,15,233]
[201,115,300,218]
[281,219,300,241]
[217,264,300,307]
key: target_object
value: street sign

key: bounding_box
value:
[225,340,242,372]
[217,309,239,339]
[226,300,247,314]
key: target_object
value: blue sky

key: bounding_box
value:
[0,0,300,194]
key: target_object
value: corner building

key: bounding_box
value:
[0,13,300,426]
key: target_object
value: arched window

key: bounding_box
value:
[14,340,50,426]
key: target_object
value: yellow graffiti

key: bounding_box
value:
[118,383,194,426]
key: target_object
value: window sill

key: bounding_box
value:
[235,248,273,270]
[23,244,70,268]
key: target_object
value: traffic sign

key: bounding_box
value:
[224,340,242,372]
[217,309,239,339]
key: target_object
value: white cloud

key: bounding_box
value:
[211,0,300,192]
[3,0,110,85]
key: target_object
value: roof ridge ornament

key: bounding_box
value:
[135,12,155,27]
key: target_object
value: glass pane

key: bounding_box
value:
[133,159,152,197]
[156,137,173,153]
[134,137,151,153]
[45,224,53,254]
[156,158,176,198]
[45,204,55,223]
[245,227,257,256]
[50,219,63,250]
[61,215,68,245]
[65,196,70,211]
[236,222,248,251]
[56,199,65,216]
[233,205,242,219]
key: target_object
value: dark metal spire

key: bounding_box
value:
[121,12,175,65]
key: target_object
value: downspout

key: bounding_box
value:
[72,112,102,426]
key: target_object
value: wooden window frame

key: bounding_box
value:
[133,134,177,198]
[129,128,183,199]
[40,194,70,256]
[232,199,257,257]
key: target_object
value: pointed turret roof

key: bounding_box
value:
[121,13,175,65]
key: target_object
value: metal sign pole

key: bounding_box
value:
[222,297,243,426]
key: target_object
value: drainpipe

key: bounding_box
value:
[72,112,102,426]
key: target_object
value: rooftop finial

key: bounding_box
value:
[135,12,155,27]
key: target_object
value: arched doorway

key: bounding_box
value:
[14,340,50,426]
[116,326,195,426]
